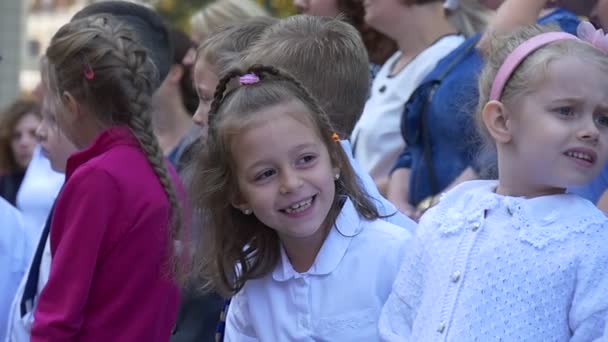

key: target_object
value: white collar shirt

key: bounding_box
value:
[225,199,411,341]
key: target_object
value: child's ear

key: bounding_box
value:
[481,100,512,144]
[62,91,81,119]
[167,65,184,84]
[230,193,252,215]
[332,167,341,180]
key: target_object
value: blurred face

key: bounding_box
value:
[193,57,219,142]
[363,0,406,36]
[36,95,77,172]
[11,112,41,170]
[293,0,341,16]
[231,102,338,245]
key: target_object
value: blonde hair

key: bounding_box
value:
[241,15,369,137]
[476,24,608,148]
[46,15,182,268]
[190,65,379,296]
[446,0,494,37]
[190,0,269,42]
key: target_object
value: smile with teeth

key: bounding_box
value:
[565,151,594,163]
[283,196,314,214]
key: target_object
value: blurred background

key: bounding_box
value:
[0,0,295,109]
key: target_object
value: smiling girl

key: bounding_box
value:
[190,65,410,341]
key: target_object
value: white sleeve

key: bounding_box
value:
[379,212,432,341]
[569,225,608,342]
[224,290,259,342]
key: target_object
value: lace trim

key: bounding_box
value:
[431,185,607,249]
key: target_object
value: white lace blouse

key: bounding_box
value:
[379,180,608,342]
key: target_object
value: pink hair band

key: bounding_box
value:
[489,32,578,101]
[240,73,260,85]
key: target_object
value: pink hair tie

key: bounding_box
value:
[239,73,260,85]
[489,32,577,101]
[490,21,608,101]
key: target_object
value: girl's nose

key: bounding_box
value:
[279,169,303,195]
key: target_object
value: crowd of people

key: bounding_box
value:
[1,0,608,341]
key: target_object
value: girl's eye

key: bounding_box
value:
[297,154,317,166]
[595,115,608,127]
[255,169,275,182]
[555,106,575,117]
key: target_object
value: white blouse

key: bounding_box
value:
[225,199,411,341]
[351,34,464,180]
[379,180,608,342]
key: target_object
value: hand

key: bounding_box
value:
[391,199,418,220]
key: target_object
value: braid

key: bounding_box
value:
[209,68,243,123]
[112,31,183,246]
[73,16,182,267]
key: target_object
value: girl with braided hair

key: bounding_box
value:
[190,64,410,341]
[30,15,184,341]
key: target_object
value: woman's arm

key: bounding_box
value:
[387,168,417,218]
[478,0,550,51]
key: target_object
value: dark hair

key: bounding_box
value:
[72,1,172,85]
[47,15,182,267]
[190,64,379,296]
[169,28,198,114]
[336,0,397,65]
[0,97,41,173]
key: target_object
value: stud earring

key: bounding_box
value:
[334,173,340,181]
[243,208,252,215]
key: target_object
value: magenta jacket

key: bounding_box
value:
[31,126,181,341]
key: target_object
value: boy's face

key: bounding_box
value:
[36,94,77,173]
[192,57,219,142]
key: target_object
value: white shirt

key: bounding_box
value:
[5,233,51,342]
[379,180,608,341]
[225,199,411,341]
[351,34,464,179]
[340,140,416,233]
[16,146,63,243]
[0,199,27,342]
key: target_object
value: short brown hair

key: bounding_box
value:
[196,16,278,75]
[0,97,41,173]
[241,15,369,138]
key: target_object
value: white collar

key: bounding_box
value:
[272,198,362,281]
[430,180,607,249]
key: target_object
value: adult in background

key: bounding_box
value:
[0,98,41,206]
[350,0,467,189]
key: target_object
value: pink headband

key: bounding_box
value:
[489,32,577,101]
[490,22,608,101]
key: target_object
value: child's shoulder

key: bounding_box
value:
[432,179,497,209]
[360,217,412,242]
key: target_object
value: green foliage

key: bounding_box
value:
[155,0,295,33]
